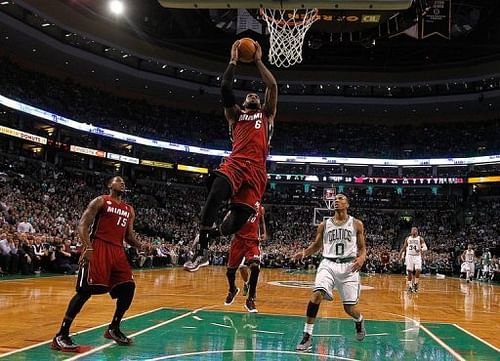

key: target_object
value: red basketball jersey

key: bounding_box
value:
[90,195,131,247]
[236,204,264,240]
[229,109,272,166]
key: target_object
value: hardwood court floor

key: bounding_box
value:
[0,267,498,360]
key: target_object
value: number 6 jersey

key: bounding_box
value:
[90,195,131,247]
[322,216,357,259]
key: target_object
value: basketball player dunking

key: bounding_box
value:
[183,40,277,272]
[400,227,427,293]
[224,203,267,313]
[292,193,367,352]
[52,176,143,352]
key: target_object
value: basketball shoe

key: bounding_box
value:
[51,335,80,352]
[224,288,240,306]
[104,327,132,345]
[245,298,258,313]
[183,249,209,272]
[355,318,366,341]
[296,332,312,352]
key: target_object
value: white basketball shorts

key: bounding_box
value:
[405,255,422,272]
[313,259,360,305]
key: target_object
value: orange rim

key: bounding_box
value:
[259,8,319,27]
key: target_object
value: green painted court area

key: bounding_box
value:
[2,308,497,361]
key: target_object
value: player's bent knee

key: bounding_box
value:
[248,260,260,270]
[221,206,254,236]
[311,290,324,303]
[110,281,136,300]
[89,285,109,295]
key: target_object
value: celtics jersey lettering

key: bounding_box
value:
[406,236,422,256]
[322,216,357,258]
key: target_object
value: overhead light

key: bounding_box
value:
[162,64,167,69]
[122,54,129,58]
[41,23,51,27]
[109,0,124,15]
[1,2,10,5]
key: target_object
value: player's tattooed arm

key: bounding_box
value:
[352,219,366,272]
[78,196,104,249]
[254,42,278,121]
[292,221,325,260]
[125,207,142,249]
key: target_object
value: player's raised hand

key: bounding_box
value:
[254,41,262,62]
[231,40,240,63]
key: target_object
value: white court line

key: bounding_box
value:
[385,312,466,361]
[452,324,500,352]
[365,333,389,337]
[0,307,165,358]
[253,330,284,335]
[192,315,202,321]
[419,324,466,361]
[147,349,361,361]
[211,322,232,328]
[65,306,213,361]
[313,334,343,337]
[402,327,419,333]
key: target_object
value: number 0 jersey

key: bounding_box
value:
[322,216,358,259]
[90,195,132,247]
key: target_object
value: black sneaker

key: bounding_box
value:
[51,335,80,352]
[245,298,258,313]
[413,283,419,293]
[104,328,132,345]
[355,318,366,341]
[243,282,249,297]
[183,250,209,272]
[296,332,312,352]
[224,288,240,306]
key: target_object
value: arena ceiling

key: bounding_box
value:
[60,0,500,70]
[0,0,499,122]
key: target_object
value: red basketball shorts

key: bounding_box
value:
[227,235,261,269]
[77,238,133,293]
[215,157,267,211]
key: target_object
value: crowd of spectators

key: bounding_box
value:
[1,153,498,281]
[1,57,500,160]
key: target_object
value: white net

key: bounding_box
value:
[260,8,319,68]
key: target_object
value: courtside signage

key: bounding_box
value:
[2,94,500,166]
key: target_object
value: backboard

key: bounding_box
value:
[158,1,414,10]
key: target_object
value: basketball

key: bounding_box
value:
[238,38,257,63]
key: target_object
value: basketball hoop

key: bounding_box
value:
[260,7,319,68]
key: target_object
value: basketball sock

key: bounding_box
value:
[353,314,363,323]
[58,292,91,336]
[247,263,260,299]
[226,268,237,292]
[110,283,135,329]
[199,229,211,250]
[58,317,73,337]
[414,279,419,284]
[304,323,314,335]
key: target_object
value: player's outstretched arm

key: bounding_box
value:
[125,207,142,249]
[78,196,104,263]
[352,219,366,272]
[254,42,277,121]
[221,40,241,125]
[292,221,325,260]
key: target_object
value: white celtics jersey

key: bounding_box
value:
[322,216,357,259]
[465,249,475,263]
[406,236,422,256]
